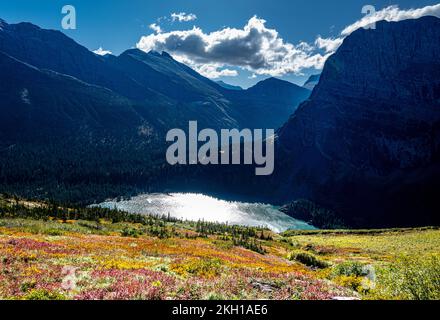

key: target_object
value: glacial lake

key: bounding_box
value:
[95,193,315,233]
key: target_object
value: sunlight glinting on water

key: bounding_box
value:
[97,193,315,233]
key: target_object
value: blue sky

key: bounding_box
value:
[1,0,439,87]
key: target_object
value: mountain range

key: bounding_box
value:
[0,20,310,135]
[1,16,439,228]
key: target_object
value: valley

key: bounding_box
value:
[0,9,439,302]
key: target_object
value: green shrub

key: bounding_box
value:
[372,255,440,300]
[334,275,365,291]
[121,227,144,238]
[23,289,66,300]
[333,261,366,277]
[331,261,373,292]
[20,281,37,293]
[185,258,223,277]
[45,228,64,236]
[288,251,329,269]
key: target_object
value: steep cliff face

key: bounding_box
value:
[274,17,440,227]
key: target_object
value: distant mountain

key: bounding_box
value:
[216,81,243,91]
[226,78,311,130]
[107,50,310,130]
[0,19,311,202]
[302,74,321,90]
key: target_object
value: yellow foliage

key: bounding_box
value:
[98,257,150,270]
[334,275,364,291]
[170,258,223,278]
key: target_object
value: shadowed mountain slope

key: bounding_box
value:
[271,17,440,227]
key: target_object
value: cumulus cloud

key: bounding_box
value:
[194,65,238,78]
[341,3,440,36]
[137,16,328,77]
[171,12,197,22]
[93,47,112,56]
[149,23,162,34]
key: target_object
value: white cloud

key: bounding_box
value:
[315,36,344,53]
[171,12,197,22]
[137,16,328,77]
[149,23,162,34]
[341,3,440,36]
[93,47,112,56]
[194,65,238,78]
